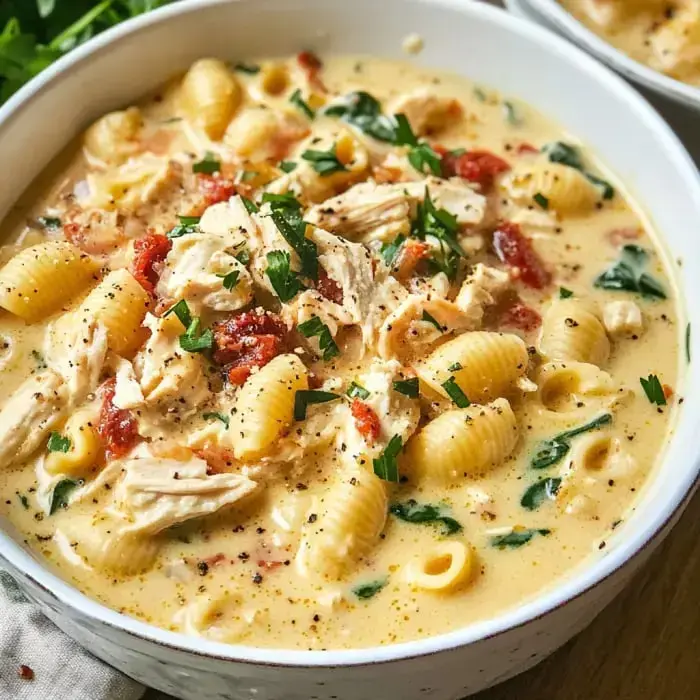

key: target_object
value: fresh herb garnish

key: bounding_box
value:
[289,88,315,119]
[297,316,339,361]
[324,91,397,142]
[279,161,297,173]
[421,310,443,332]
[164,300,212,353]
[542,141,614,200]
[239,170,257,183]
[217,270,240,291]
[47,432,71,453]
[393,113,441,176]
[352,578,388,600]
[234,62,260,74]
[242,197,259,214]
[163,299,193,328]
[265,250,304,303]
[559,287,574,299]
[503,101,522,126]
[491,528,551,549]
[192,151,221,174]
[234,244,250,265]
[293,390,341,421]
[203,412,230,429]
[167,214,201,239]
[262,192,318,280]
[373,435,403,483]
[301,145,347,176]
[594,244,666,299]
[392,377,419,398]
[412,187,466,266]
[380,234,406,268]
[533,192,549,210]
[441,377,470,408]
[389,499,462,535]
[347,382,370,400]
[640,374,667,406]
[686,323,691,364]
[49,478,81,515]
[37,216,61,230]
[531,413,613,469]
[520,477,562,511]
[448,362,463,371]
[18,494,29,510]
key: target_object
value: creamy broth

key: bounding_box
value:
[0,54,680,650]
[561,0,700,86]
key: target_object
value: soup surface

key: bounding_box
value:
[0,53,681,650]
[561,0,700,85]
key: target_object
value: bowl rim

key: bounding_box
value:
[1,0,700,669]
[522,0,700,109]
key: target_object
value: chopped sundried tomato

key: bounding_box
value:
[97,378,139,460]
[372,165,403,184]
[213,311,288,386]
[662,384,674,400]
[297,50,325,92]
[314,268,343,304]
[131,231,171,295]
[516,142,538,155]
[257,559,286,571]
[394,239,431,280]
[195,447,236,474]
[198,174,238,208]
[351,399,381,445]
[441,149,510,189]
[499,300,542,333]
[492,221,552,290]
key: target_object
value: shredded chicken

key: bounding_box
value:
[603,300,644,336]
[388,89,463,136]
[455,263,511,327]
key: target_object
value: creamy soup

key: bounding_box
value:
[0,53,681,650]
[561,0,700,85]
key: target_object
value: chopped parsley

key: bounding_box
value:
[640,374,667,406]
[163,299,193,328]
[441,377,470,408]
[234,62,260,74]
[380,234,406,267]
[217,270,240,291]
[324,91,397,142]
[559,287,574,299]
[49,478,81,515]
[594,244,666,299]
[542,141,615,200]
[47,432,71,453]
[491,528,551,549]
[17,494,29,510]
[301,145,347,176]
[279,161,298,173]
[531,413,613,469]
[352,578,388,600]
[520,477,562,511]
[164,300,212,353]
[289,88,315,119]
[389,499,462,535]
[421,310,443,331]
[393,113,441,176]
[293,390,341,421]
[203,412,230,429]
[373,435,403,482]
[392,377,419,398]
[265,250,304,303]
[167,215,201,239]
[37,216,61,230]
[448,362,463,371]
[533,192,549,210]
[192,151,221,174]
[347,382,370,400]
[242,197,259,214]
[297,316,339,361]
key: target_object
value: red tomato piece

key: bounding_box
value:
[297,50,325,92]
[500,300,542,332]
[213,311,288,386]
[350,399,381,445]
[441,150,511,189]
[492,221,552,290]
[516,142,538,155]
[97,379,139,460]
[198,174,238,208]
[314,268,344,304]
[131,231,171,295]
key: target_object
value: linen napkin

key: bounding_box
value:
[0,570,144,700]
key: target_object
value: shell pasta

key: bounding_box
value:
[0,52,678,651]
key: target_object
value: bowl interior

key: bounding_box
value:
[1,0,699,666]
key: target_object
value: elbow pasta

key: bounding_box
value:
[297,458,387,579]
[406,399,518,482]
[231,353,309,460]
[0,241,98,322]
[405,540,474,592]
[539,299,610,366]
[0,53,679,651]
[76,269,150,355]
[415,331,529,403]
[180,58,242,140]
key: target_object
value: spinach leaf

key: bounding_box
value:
[324,91,397,142]
[297,316,339,361]
[520,477,562,511]
[491,528,551,549]
[49,478,81,515]
[373,435,403,483]
[594,244,666,299]
[389,499,462,535]
[293,390,341,421]
[542,141,615,200]
[352,578,388,600]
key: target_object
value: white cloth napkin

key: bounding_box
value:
[0,571,145,700]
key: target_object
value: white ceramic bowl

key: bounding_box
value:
[1,1,700,698]
[512,0,700,112]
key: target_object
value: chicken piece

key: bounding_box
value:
[603,300,644,337]
[156,232,253,312]
[111,453,258,535]
[306,177,486,243]
[455,263,512,328]
[388,89,463,136]
[199,198,257,245]
[111,357,145,410]
[378,294,473,361]
[0,371,68,468]
[134,313,209,414]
